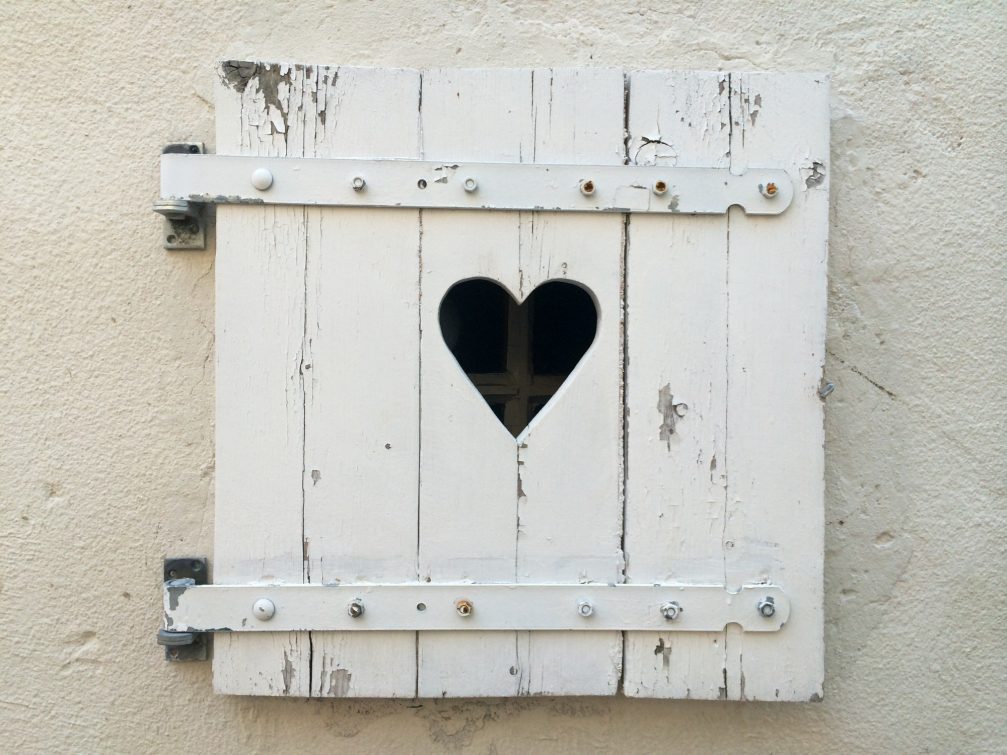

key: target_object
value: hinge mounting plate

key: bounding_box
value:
[153,144,206,250]
[158,557,209,661]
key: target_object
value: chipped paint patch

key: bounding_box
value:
[802,160,826,188]
[657,385,688,448]
[327,668,352,696]
[281,651,294,695]
[165,578,195,611]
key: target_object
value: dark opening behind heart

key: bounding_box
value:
[439,279,598,437]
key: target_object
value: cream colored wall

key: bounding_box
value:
[1,0,1003,752]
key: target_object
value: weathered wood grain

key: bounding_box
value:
[513,67,625,695]
[622,70,733,699]
[722,72,829,701]
[303,65,423,698]
[213,62,313,695]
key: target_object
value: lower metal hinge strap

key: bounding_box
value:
[163,583,789,633]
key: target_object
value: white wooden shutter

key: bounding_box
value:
[206,62,828,699]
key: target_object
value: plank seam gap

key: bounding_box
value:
[616,69,632,697]
[414,70,425,698]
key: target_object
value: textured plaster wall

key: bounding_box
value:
[1,1,1004,752]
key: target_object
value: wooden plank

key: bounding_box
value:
[622,71,733,699]
[723,72,829,701]
[303,66,422,697]
[417,68,626,696]
[513,67,625,695]
[417,68,535,697]
[212,62,313,695]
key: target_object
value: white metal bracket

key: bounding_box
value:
[158,153,793,216]
[153,145,207,250]
[164,582,789,634]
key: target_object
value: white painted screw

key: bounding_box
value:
[579,179,596,196]
[351,176,366,191]
[347,599,365,618]
[252,598,276,621]
[463,177,478,192]
[251,167,274,191]
[660,601,682,621]
[759,180,779,199]
[577,600,594,618]
[757,596,776,618]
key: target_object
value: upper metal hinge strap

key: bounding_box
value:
[159,154,792,215]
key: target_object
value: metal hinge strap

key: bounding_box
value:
[164,582,789,634]
[157,153,792,217]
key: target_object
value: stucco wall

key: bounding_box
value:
[1,1,1004,752]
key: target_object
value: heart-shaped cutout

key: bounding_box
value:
[439,279,598,437]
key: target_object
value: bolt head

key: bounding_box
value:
[757,597,776,618]
[351,176,366,191]
[251,167,274,191]
[463,177,478,192]
[759,180,779,199]
[660,601,682,621]
[653,180,668,196]
[252,598,276,621]
[455,599,473,617]
[579,179,596,196]
[347,600,364,618]
[577,600,594,617]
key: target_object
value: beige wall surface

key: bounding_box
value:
[1,1,1004,752]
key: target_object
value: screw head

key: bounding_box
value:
[455,599,473,617]
[463,177,478,192]
[577,600,594,618]
[351,176,366,191]
[660,601,682,621]
[347,599,365,618]
[757,596,776,618]
[252,598,276,621]
[759,180,779,199]
[579,179,596,196]
[251,167,274,191]
[653,180,668,195]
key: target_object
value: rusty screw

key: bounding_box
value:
[455,599,473,617]
[579,179,596,196]
[660,601,682,621]
[759,180,779,199]
[757,596,776,618]
[653,180,668,195]
[347,599,365,618]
